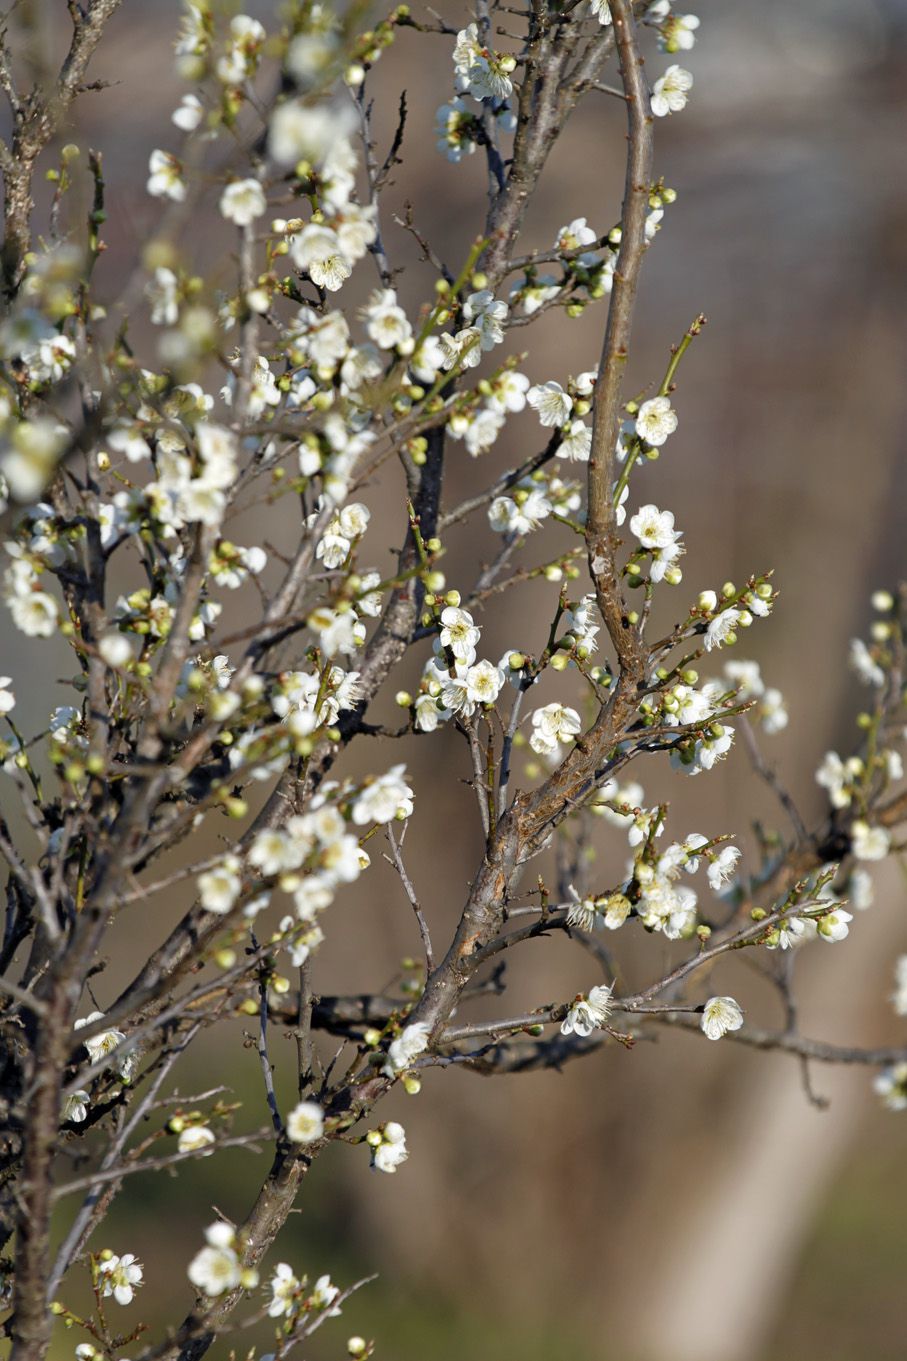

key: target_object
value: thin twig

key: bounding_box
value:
[385,823,434,973]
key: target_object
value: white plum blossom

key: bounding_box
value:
[310,1274,341,1313]
[700,996,744,1041]
[384,1021,430,1075]
[851,820,890,861]
[2,417,67,499]
[757,687,789,734]
[487,370,530,413]
[172,92,203,130]
[269,100,357,167]
[464,659,504,706]
[565,885,606,932]
[660,14,701,52]
[460,405,506,458]
[816,905,853,943]
[439,326,482,371]
[849,868,874,911]
[815,751,853,809]
[767,914,818,951]
[75,1012,127,1068]
[98,1253,143,1306]
[651,65,693,117]
[286,1100,325,1144]
[850,638,885,687]
[435,98,478,161]
[629,504,678,550]
[707,845,740,891]
[874,1063,907,1112]
[565,595,600,654]
[561,984,613,1037]
[62,1089,90,1123]
[634,396,677,446]
[439,606,481,662]
[527,380,572,427]
[178,1125,216,1155]
[370,1121,409,1174]
[267,1263,300,1317]
[291,224,351,292]
[352,765,414,825]
[461,290,508,350]
[529,703,582,756]
[705,608,742,652]
[362,288,413,351]
[555,217,599,263]
[147,149,186,201]
[724,660,763,698]
[219,178,267,226]
[146,267,180,325]
[188,1223,257,1296]
[0,676,14,713]
[557,420,592,463]
[308,606,365,657]
[892,957,907,1016]
[197,856,242,913]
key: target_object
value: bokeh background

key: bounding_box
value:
[4,1,907,1358]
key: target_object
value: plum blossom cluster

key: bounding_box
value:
[265,1261,341,1320]
[197,768,414,974]
[435,23,517,162]
[3,6,907,1361]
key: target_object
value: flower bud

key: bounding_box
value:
[698,590,717,612]
[550,653,569,672]
[395,690,413,708]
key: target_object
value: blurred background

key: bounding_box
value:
[4,0,907,1357]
